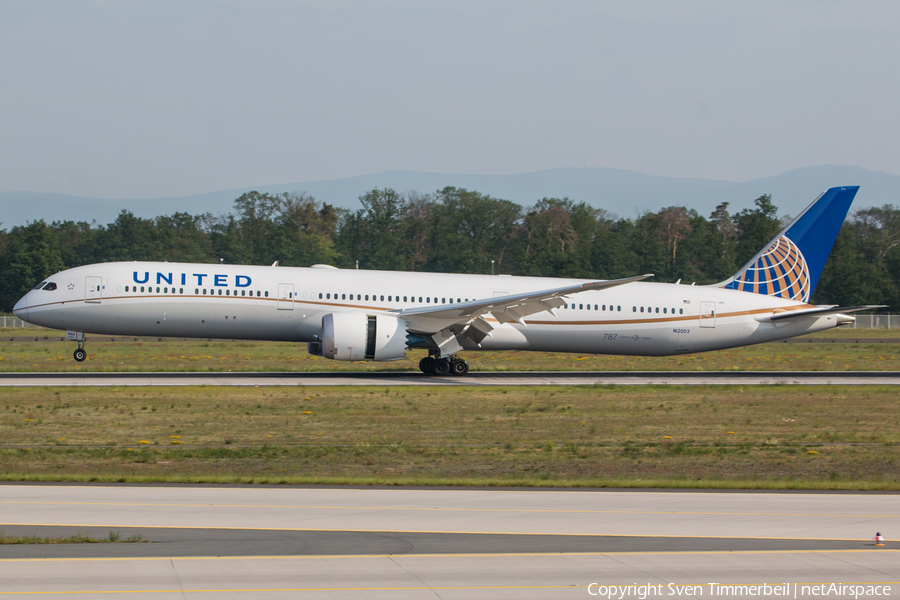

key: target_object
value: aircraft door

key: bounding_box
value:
[277,283,294,310]
[699,301,716,328]
[85,277,102,303]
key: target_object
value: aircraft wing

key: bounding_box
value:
[394,274,652,353]
[760,305,887,322]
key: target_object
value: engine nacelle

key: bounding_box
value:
[321,312,408,361]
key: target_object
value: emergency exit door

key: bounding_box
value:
[699,301,716,328]
[85,277,102,303]
[277,283,294,310]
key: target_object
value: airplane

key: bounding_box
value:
[12,186,881,376]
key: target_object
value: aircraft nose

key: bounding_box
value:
[13,293,28,321]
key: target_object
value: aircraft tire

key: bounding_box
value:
[73,349,87,362]
[432,359,451,376]
[419,356,436,374]
[450,359,469,376]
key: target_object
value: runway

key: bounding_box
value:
[1,485,897,598]
[2,370,900,386]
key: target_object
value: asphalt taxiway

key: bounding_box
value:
[1,485,897,598]
[1,370,899,386]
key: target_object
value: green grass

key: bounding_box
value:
[2,385,898,489]
[2,326,898,372]
[0,530,144,544]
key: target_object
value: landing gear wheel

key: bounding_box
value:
[432,359,451,376]
[73,348,87,362]
[450,359,469,376]
[419,356,436,374]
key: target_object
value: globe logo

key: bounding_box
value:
[727,236,811,302]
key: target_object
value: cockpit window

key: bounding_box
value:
[32,281,48,290]
[43,282,57,291]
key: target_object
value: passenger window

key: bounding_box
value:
[202,289,206,294]
[679,308,683,314]
[633,306,636,312]
[141,286,145,292]
[617,306,621,311]
[403,296,408,302]
[418,297,422,303]
[655,307,659,313]
[663,308,667,314]
[265,291,269,297]
[179,288,183,294]
[341,294,346,300]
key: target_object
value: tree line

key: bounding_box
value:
[1,186,898,312]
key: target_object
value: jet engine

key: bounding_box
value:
[312,312,408,361]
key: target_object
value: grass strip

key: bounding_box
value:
[0,530,144,544]
[2,385,899,489]
[2,327,898,372]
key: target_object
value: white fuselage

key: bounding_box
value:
[14,261,846,357]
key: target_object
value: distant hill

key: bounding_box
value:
[2,165,898,228]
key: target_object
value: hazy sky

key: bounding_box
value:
[2,0,899,199]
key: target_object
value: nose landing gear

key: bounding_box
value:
[72,336,87,362]
[418,352,469,376]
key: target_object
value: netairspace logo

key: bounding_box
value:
[586,583,893,598]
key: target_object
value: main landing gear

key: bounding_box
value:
[73,337,87,362]
[418,352,469,376]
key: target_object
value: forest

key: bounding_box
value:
[1,186,898,312]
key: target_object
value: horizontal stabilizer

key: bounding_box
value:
[759,305,887,323]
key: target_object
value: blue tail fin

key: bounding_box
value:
[719,186,859,303]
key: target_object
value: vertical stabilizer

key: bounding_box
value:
[719,186,858,302]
